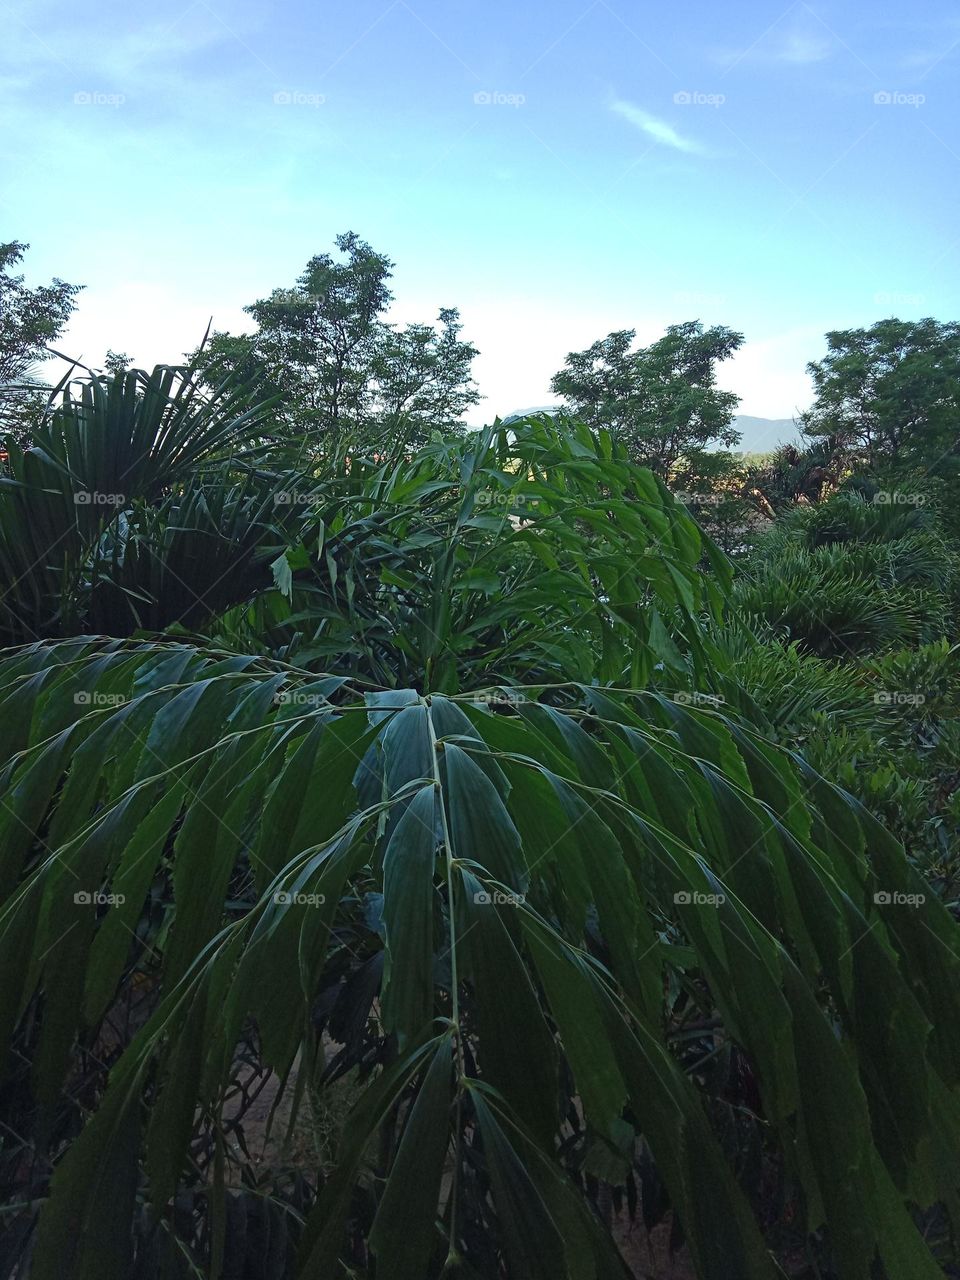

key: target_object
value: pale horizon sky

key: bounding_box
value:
[3,0,958,428]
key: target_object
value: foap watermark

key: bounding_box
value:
[874,890,925,906]
[472,690,524,709]
[473,90,525,107]
[873,90,925,107]
[74,690,127,707]
[672,290,728,310]
[673,90,725,108]
[74,90,125,108]
[74,890,125,906]
[274,490,322,508]
[874,690,925,707]
[273,689,329,708]
[874,290,926,309]
[74,490,126,506]
[673,690,725,708]
[872,490,926,506]
[473,889,525,906]
[673,491,722,506]
[674,890,726,906]
[273,90,326,107]
[476,490,528,507]
[270,288,325,304]
[273,890,326,906]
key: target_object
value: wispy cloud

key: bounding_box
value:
[609,99,708,155]
[902,35,960,77]
[0,1,274,92]
[711,28,835,70]
[776,32,834,64]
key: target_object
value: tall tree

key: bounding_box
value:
[802,317,960,471]
[551,320,743,476]
[197,232,479,451]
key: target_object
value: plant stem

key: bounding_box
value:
[426,697,465,1262]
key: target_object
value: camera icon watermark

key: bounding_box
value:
[73,90,125,107]
[270,287,323,303]
[873,889,925,906]
[674,890,726,906]
[473,889,525,906]
[472,690,524,709]
[673,90,725,108]
[873,690,925,707]
[273,689,329,708]
[673,491,722,506]
[872,490,926,506]
[273,890,326,906]
[74,889,125,906]
[74,490,126,506]
[476,489,528,507]
[273,90,326,107]
[672,291,728,309]
[473,90,525,107]
[873,290,925,308]
[873,90,925,107]
[74,690,127,707]
[672,690,724,707]
[273,490,322,507]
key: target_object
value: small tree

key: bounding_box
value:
[551,320,743,476]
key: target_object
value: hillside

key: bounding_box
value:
[731,414,801,452]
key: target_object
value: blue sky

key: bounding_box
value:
[3,0,959,428]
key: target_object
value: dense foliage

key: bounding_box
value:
[1,240,959,1279]
[726,489,960,893]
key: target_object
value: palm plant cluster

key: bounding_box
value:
[1,361,959,1280]
[728,491,960,890]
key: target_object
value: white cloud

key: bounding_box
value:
[609,99,708,155]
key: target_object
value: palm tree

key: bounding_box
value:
[0,359,280,643]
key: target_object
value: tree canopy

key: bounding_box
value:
[0,242,82,436]
[551,321,744,476]
[196,231,480,452]
[802,317,960,472]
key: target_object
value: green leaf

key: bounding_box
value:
[381,785,439,1043]
[369,1038,453,1279]
[443,744,525,888]
[470,1086,568,1280]
[31,1067,143,1280]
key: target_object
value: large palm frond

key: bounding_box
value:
[0,637,958,1278]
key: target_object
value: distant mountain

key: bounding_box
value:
[729,415,801,454]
